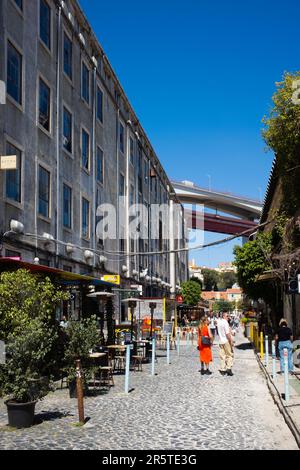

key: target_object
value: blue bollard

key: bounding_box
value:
[272,340,276,382]
[167,333,170,365]
[125,344,131,394]
[151,338,156,376]
[186,332,190,352]
[177,332,180,356]
[265,336,269,368]
[284,348,290,402]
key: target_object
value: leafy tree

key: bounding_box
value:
[201,269,219,291]
[233,233,273,300]
[190,276,202,288]
[0,269,69,340]
[212,300,235,313]
[218,272,237,291]
[262,71,300,216]
[181,280,202,306]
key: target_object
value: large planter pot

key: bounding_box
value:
[5,400,37,429]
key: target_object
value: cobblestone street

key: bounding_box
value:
[0,332,298,450]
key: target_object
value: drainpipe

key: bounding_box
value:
[92,66,97,253]
[169,198,176,298]
[55,4,62,266]
[125,122,130,278]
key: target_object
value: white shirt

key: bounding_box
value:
[217,318,230,345]
[209,318,216,329]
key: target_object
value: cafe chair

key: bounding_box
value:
[132,354,143,372]
[98,366,114,387]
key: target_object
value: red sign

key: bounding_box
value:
[176,295,183,304]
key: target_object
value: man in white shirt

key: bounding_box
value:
[217,312,234,376]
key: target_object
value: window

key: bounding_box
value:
[82,197,90,239]
[63,33,72,80]
[14,0,23,11]
[39,78,50,131]
[119,173,125,196]
[81,62,89,104]
[40,0,51,50]
[63,184,72,229]
[96,86,103,122]
[119,122,124,153]
[7,41,22,105]
[38,166,50,218]
[130,137,134,165]
[96,147,104,184]
[130,184,135,207]
[63,107,72,153]
[5,142,21,202]
[81,129,90,171]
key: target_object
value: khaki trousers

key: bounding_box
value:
[219,342,234,371]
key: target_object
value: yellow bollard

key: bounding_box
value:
[260,331,264,359]
[250,323,254,343]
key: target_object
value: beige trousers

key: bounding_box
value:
[219,342,234,371]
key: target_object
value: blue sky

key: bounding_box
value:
[80,0,300,267]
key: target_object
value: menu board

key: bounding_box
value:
[163,321,173,335]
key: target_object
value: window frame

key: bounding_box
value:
[3,136,24,209]
[81,195,91,241]
[62,181,73,230]
[96,145,104,186]
[62,103,73,157]
[39,0,52,53]
[119,120,125,154]
[37,73,52,136]
[81,126,91,173]
[63,29,73,82]
[6,37,24,111]
[81,59,90,106]
[38,163,51,221]
[96,84,104,124]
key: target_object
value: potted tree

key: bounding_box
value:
[0,269,69,428]
[1,319,57,428]
[63,316,100,398]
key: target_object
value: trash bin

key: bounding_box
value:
[245,324,251,338]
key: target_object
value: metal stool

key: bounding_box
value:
[99,366,114,387]
[132,355,143,372]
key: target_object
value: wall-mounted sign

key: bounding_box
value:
[102,274,120,285]
[0,155,17,170]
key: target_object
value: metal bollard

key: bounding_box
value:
[265,336,269,368]
[186,332,190,352]
[76,359,85,424]
[167,333,170,365]
[260,332,264,360]
[151,338,156,376]
[284,348,290,402]
[125,344,131,394]
[177,332,180,356]
[272,340,276,382]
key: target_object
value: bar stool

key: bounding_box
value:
[99,366,114,387]
[132,355,143,372]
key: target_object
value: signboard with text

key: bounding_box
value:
[0,155,17,170]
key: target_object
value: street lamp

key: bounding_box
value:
[121,298,143,341]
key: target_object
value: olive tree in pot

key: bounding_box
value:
[1,319,58,428]
[0,269,69,428]
[63,316,100,398]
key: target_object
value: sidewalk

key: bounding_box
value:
[0,331,298,450]
[256,350,300,446]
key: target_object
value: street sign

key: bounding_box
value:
[102,274,120,285]
[0,155,17,170]
[0,80,5,104]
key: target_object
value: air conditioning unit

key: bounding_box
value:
[91,56,98,68]
[78,32,86,47]
[68,12,75,27]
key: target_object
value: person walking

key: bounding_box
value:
[217,312,234,376]
[275,318,293,374]
[209,313,217,339]
[198,316,213,375]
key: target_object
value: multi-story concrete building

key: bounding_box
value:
[0,0,188,321]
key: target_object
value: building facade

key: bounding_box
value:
[0,0,188,320]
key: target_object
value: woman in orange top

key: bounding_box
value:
[198,316,213,375]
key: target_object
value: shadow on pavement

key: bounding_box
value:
[235,342,254,351]
[34,410,74,425]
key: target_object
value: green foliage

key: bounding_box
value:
[0,319,57,402]
[190,276,202,288]
[63,316,100,381]
[233,233,273,300]
[212,300,235,313]
[201,269,219,291]
[262,71,300,216]
[0,269,69,403]
[218,272,237,290]
[181,281,202,306]
[0,269,69,341]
